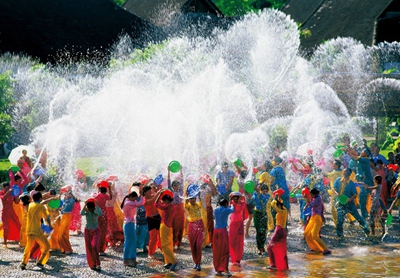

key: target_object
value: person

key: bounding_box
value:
[270,156,290,218]
[251,183,270,255]
[324,159,344,227]
[20,191,51,270]
[371,145,389,165]
[257,160,274,233]
[19,193,31,248]
[121,186,145,267]
[184,189,204,271]
[80,198,102,271]
[106,181,123,247]
[267,191,289,271]
[0,181,21,247]
[333,168,370,238]
[304,188,331,254]
[58,190,75,254]
[213,197,234,277]
[142,185,162,259]
[93,180,111,256]
[20,149,33,169]
[229,191,247,266]
[215,162,235,199]
[136,204,149,253]
[346,148,373,219]
[362,175,386,236]
[155,190,178,271]
[200,175,217,248]
[167,165,184,250]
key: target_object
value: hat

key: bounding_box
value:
[272,156,283,164]
[273,188,284,197]
[97,180,109,189]
[86,197,96,204]
[302,187,310,197]
[388,164,399,172]
[230,192,242,197]
[186,184,200,198]
[160,189,174,200]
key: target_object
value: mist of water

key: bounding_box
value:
[1,9,399,186]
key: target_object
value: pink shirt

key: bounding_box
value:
[230,200,246,222]
[123,198,145,223]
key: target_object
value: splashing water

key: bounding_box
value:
[1,9,399,185]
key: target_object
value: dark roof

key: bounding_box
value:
[0,0,165,63]
[123,0,224,26]
[282,0,394,50]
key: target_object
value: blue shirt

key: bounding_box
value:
[270,166,289,195]
[356,157,373,186]
[215,169,235,195]
[334,178,357,203]
[61,197,75,214]
[214,205,234,229]
[251,192,270,211]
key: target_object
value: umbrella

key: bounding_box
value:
[8,145,35,165]
[296,142,315,157]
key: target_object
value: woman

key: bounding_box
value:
[121,187,145,267]
[304,188,331,254]
[229,192,247,266]
[155,189,178,271]
[184,188,204,271]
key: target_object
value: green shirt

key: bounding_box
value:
[80,206,102,229]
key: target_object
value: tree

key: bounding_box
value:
[0,71,15,143]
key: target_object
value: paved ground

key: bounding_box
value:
[1,200,399,277]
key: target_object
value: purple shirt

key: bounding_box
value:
[308,194,324,217]
[123,198,145,223]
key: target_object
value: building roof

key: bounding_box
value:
[123,0,224,26]
[282,0,394,50]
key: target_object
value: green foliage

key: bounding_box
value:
[269,124,288,150]
[214,0,286,16]
[0,71,16,143]
[112,0,126,7]
[109,42,167,70]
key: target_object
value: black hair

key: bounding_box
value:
[120,191,138,209]
[376,159,383,165]
[26,182,35,192]
[49,189,57,196]
[333,159,342,168]
[171,180,180,187]
[14,175,22,181]
[131,182,141,187]
[218,198,228,207]
[260,183,269,191]
[99,187,107,193]
[240,170,248,179]
[1,182,10,189]
[142,185,152,195]
[310,188,320,196]
[35,182,46,192]
[86,201,95,210]
[32,191,42,202]
[19,194,31,206]
[162,194,173,202]
[374,175,382,184]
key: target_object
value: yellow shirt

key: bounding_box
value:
[26,202,49,236]
[184,200,203,222]
[259,172,273,187]
[271,200,287,228]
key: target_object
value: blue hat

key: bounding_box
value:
[186,184,200,198]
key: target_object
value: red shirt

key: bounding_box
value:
[155,202,175,228]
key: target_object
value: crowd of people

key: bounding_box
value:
[0,137,399,275]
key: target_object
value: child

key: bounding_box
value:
[213,197,234,277]
[93,180,111,256]
[136,205,149,252]
[20,191,51,270]
[229,192,247,266]
[167,165,184,250]
[363,175,386,236]
[80,198,102,271]
[184,187,204,271]
[251,183,270,255]
[19,193,31,248]
[155,189,178,271]
[267,191,289,271]
[304,188,331,254]
[58,190,75,254]
[0,181,21,248]
[121,187,145,267]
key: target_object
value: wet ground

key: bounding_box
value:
[1,201,399,277]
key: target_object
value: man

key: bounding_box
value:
[333,168,370,238]
[215,162,235,199]
[20,191,51,270]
